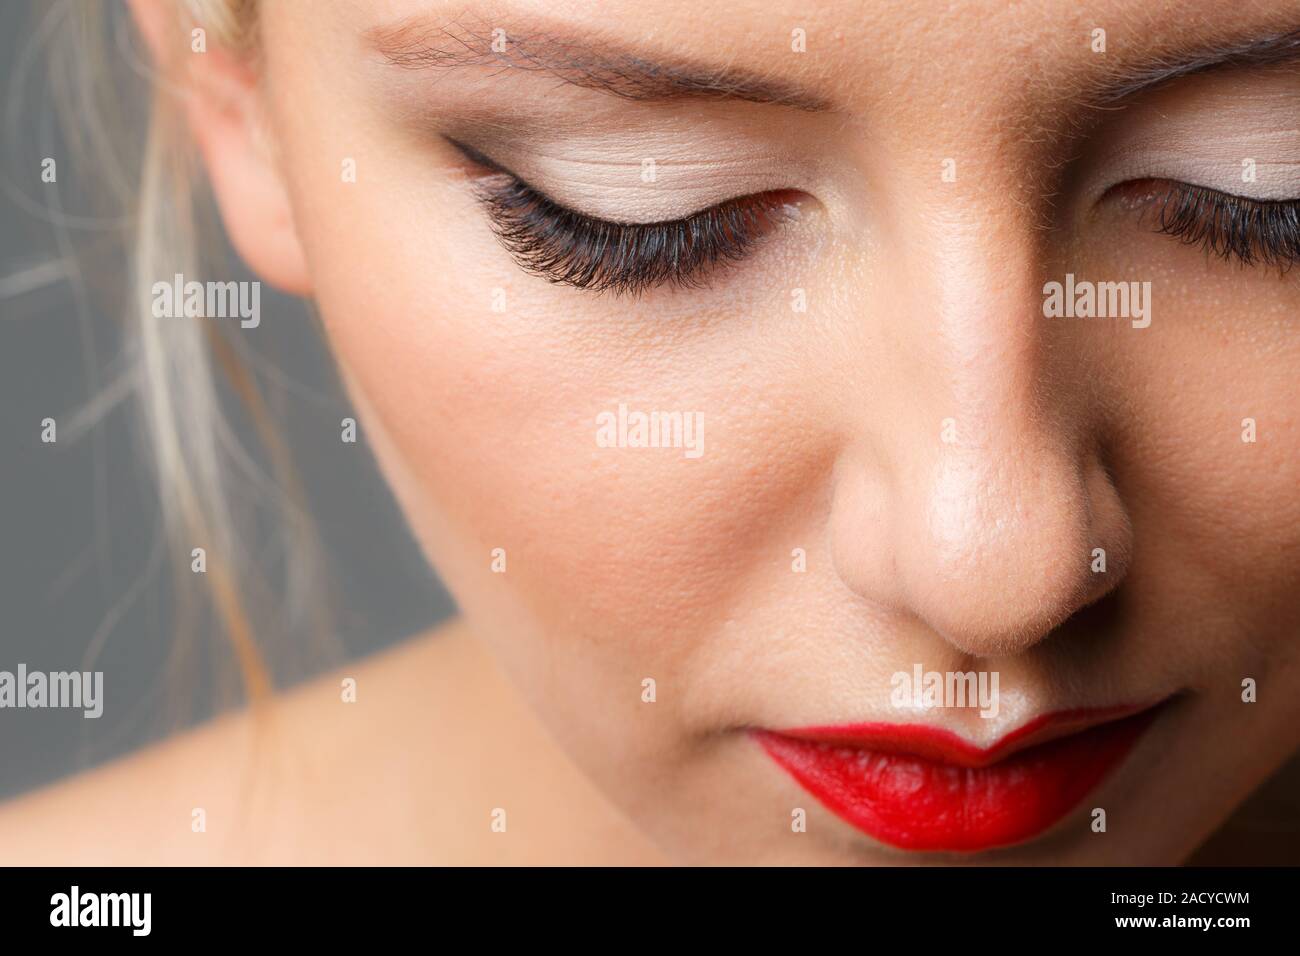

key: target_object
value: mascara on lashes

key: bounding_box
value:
[1114,178,1300,269]
[444,136,797,295]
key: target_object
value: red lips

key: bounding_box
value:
[754,705,1160,852]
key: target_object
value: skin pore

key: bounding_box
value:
[2,0,1299,863]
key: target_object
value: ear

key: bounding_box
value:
[126,0,311,297]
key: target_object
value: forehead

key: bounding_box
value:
[303,0,1300,112]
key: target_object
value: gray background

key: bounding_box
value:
[0,2,451,802]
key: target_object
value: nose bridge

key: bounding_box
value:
[892,199,1061,479]
[929,211,1045,436]
[925,213,1090,613]
[831,194,1128,658]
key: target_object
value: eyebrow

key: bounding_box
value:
[368,16,1300,115]
[366,17,835,112]
[1092,28,1300,104]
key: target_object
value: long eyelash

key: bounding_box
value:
[464,163,788,296]
[1151,182,1300,270]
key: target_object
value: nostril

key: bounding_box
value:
[1044,584,1126,647]
[827,426,1133,661]
[900,510,1127,658]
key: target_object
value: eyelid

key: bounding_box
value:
[1111,177,1300,268]
[447,137,519,180]
[1090,150,1300,205]
[447,136,764,226]
[1107,177,1300,208]
[449,136,803,294]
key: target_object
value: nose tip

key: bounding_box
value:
[902,451,1129,657]
[832,440,1131,659]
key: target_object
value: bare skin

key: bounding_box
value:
[0,619,664,865]
[0,616,1293,864]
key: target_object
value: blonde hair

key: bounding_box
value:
[28,0,338,719]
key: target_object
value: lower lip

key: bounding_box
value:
[753,707,1159,852]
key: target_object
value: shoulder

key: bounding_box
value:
[0,621,470,865]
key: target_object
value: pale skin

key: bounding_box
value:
[0,620,664,864]
[2,0,1299,864]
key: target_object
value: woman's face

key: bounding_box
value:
[211,0,1300,862]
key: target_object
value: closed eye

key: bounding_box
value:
[1114,178,1300,271]
[448,139,800,296]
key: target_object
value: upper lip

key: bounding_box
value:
[764,702,1162,769]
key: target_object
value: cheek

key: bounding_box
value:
[1076,232,1300,638]
[295,163,837,672]
[1127,261,1296,512]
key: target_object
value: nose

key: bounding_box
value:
[829,214,1133,659]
